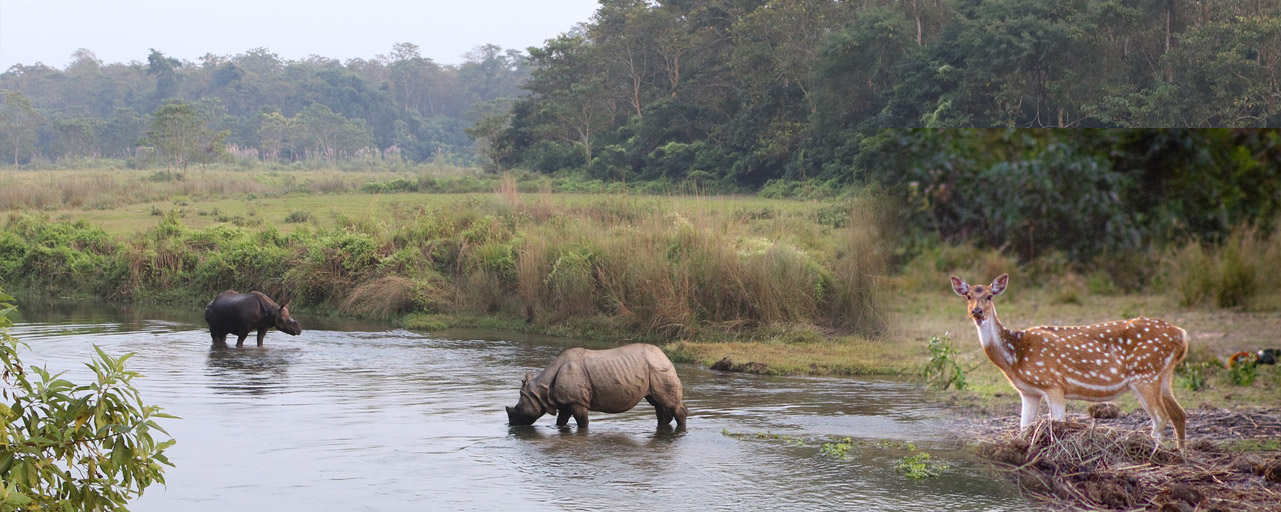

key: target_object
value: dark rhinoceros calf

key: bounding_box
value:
[506,343,688,429]
[204,291,301,347]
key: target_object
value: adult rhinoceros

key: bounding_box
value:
[506,344,689,429]
[204,290,301,347]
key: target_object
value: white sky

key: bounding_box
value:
[0,0,601,70]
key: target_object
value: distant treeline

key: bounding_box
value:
[0,43,530,166]
[490,0,1281,185]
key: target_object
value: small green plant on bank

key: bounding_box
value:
[1177,361,1216,391]
[923,333,969,390]
[0,288,176,509]
[1228,359,1259,387]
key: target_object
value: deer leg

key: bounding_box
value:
[1044,389,1067,421]
[1019,392,1042,429]
[1161,373,1187,450]
[1131,382,1168,452]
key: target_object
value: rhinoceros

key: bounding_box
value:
[506,344,689,429]
[204,290,301,347]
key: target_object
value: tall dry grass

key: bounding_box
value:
[1164,225,1281,309]
[2,192,896,340]
[0,170,409,211]
[509,197,893,339]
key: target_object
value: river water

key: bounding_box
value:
[8,303,1026,511]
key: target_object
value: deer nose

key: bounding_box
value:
[971,307,983,317]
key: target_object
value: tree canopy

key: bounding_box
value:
[0,44,531,166]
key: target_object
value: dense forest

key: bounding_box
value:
[492,0,1281,184]
[3,0,1279,179]
[0,43,530,166]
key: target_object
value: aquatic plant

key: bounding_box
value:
[895,452,948,479]
[819,437,855,459]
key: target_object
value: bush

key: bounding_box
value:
[1165,226,1269,309]
[0,289,175,509]
[923,333,968,390]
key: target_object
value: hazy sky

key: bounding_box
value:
[0,0,601,70]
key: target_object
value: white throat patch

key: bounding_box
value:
[975,318,1014,365]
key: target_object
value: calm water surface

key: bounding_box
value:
[9,304,1026,511]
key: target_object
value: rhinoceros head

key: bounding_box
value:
[276,301,302,336]
[506,372,553,425]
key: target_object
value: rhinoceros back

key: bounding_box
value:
[577,344,682,413]
[205,291,269,336]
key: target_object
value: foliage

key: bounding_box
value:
[0,91,44,166]
[1164,226,1276,309]
[895,452,948,479]
[1,43,531,166]
[1227,355,1259,387]
[819,437,854,459]
[923,333,968,391]
[138,100,229,171]
[0,194,891,341]
[1176,361,1215,392]
[0,288,175,509]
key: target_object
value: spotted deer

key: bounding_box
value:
[950,274,1188,450]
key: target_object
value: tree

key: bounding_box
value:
[525,34,613,170]
[0,91,44,165]
[291,103,373,162]
[0,289,175,509]
[51,118,101,162]
[141,100,226,171]
[146,49,182,101]
[99,108,146,159]
[258,111,293,163]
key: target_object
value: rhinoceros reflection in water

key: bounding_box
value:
[507,344,688,430]
[204,290,302,347]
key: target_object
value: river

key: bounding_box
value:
[7,303,1026,511]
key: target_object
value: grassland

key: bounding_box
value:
[4,167,1281,413]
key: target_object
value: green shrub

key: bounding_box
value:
[923,333,968,390]
[0,289,175,509]
[1176,361,1216,391]
[284,210,312,223]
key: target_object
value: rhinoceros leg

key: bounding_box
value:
[235,334,248,347]
[569,405,589,429]
[556,409,572,427]
[646,396,674,427]
[256,327,267,346]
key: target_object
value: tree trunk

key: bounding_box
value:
[913,0,923,46]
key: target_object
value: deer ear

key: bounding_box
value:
[950,276,970,296]
[990,274,1009,295]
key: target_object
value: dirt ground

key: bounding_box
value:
[954,405,1281,511]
